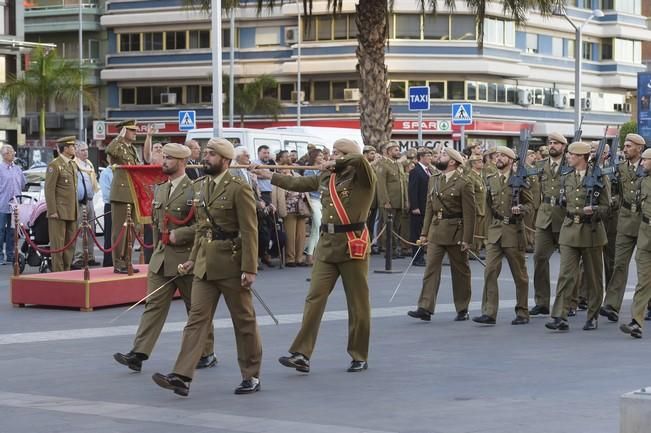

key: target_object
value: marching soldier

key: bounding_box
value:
[524,151,541,253]
[113,143,216,373]
[407,147,475,322]
[530,132,568,316]
[473,146,533,326]
[546,142,610,332]
[152,138,262,396]
[107,119,143,274]
[620,148,651,338]
[483,147,499,177]
[363,145,380,254]
[45,136,79,272]
[376,142,407,258]
[257,139,376,373]
[467,154,487,258]
[600,134,646,322]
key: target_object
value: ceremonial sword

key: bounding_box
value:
[109,274,182,324]
[389,245,423,303]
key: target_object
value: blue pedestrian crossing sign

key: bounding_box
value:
[408,86,430,111]
[451,103,473,126]
[178,110,196,131]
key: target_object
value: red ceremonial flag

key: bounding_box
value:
[119,165,167,224]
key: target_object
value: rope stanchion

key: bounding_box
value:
[88,224,126,254]
[131,226,155,249]
[391,230,421,247]
[20,225,82,254]
[371,224,386,246]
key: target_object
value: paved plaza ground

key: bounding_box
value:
[0,251,647,433]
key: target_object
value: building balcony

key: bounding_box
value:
[25,1,102,33]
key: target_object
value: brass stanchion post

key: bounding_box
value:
[82,205,90,281]
[126,204,134,276]
[13,205,19,277]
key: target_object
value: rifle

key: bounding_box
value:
[583,126,608,231]
[508,128,531,213]
[560,115,584,175]
[603,127,620,179]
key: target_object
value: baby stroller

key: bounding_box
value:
[18,199,52,274]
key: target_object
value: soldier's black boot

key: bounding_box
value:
[196,353,218,369]
[599,305,619,322]
[529,305,550,316]
[347,361,368,372]
[545,317,569,331]
[407,307,432,321]
[113,351,147,372]
[278,353,310,373]
[152,373,190,396]
[235,377,260,394]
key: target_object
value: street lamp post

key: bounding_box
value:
[556,7,604,132]
[78,1,84,142]
[295,0,301,127]
[211,0,223,138]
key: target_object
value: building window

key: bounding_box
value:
[487,84,497,102]
[614,0,640,14]
[582,41,593,60]
[497,84,506,102]
[466,82,477,100]
[280,83,294,101]
[332,81,347,100]
[119,33,141,52]
[187,85,200,104]
[450,16,476,40]
[317,16,332,40]
[506,86,516,104]
[166,31,187,50]
[566,39,575,59]
[200,85,212,103]
[255,27,280,46]
[0,0,15,36]
[334,15,348,40]
[349,16,358,39]
[478,82,487,101]
[222,28,231,48]
[389,81,407,99]
[484,17,514,47]
[314,81,330,101]
[552,37,563,57]
[601,39,613,60]
[447,81,465,100]
[121,88,135,104]
[87,39,100,60]
[190,30,210,49]
[395,14,421,39]
[137,87,152,105]
[526,33,538,54]
[429,82,445,99]
[424,15,449,40]
[614,38,641,63]
[143,32,164,51]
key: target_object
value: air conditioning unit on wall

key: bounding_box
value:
[284,27,298,45]
[517,89,533,106]
[161,93,177,105]
[581,97,592,111]
[291,91,305,103]
[553,91,568,109]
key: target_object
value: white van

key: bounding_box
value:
[265,126,364,151]
[185,127,327,159]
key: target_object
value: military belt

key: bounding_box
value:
[492,211,518,225]
[566,212,593,224]
[204,227,238,241]
[435,211,463,220]
[320,222,366,234]
[542,196,560,206]
[621,200,640,213]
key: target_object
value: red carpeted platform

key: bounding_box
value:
[11,265,152,312]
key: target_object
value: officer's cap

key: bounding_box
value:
[117,119,138,130]
[443,147,465,166]
[56,136,77,146]
[468,154,483,162]
[625,133,645,146]
[162,142,191,159]
[641,148,651,159]
[334,138,361,155]
[496,145,516,160]
[206,138,235,160]
[363,145,376,154]
[384,142,400,151]
[568,141,591,155]
[484,147,497,156]
[548,132,568,145]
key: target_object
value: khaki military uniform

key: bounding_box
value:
[481,172,534,319]
[107,136,140,269]
[376,158,407,255]
[131,175,214,358]
[627,176,651,327]
[45,155,78,272]
[172,173,261,381]
[271,154,376,361]
[603,161,643,313]
[525,165,541,249]
[415,170,475,314]
[551,171,610,321]
[532,158,565,309]
[467,169,486,254]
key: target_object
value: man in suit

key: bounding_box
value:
[473,146,534,326]
[152,138,261,396]
[45,136,79,272]
[376,142,407,258]
[114,143,216,373]
[107,119,141,274]
[408,147,433,266]
[256,139,376,373]
[408,147,475,322]
[546,142,610,332]
[600,134,646,322]
[530,132,568,316]
[184,139,203,180]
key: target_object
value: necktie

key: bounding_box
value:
[551,162,558,175]
[167,181,173,200]
[81,172,88,202]
[425,167,432,176]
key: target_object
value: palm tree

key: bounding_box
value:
[186,0,563,148]
[0,47,89,146]
[224,74,284,127]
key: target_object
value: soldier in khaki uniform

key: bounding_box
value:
[524,151,541,253]
[376,142,407,258]
[466,155,486,257]
[45,136,79,272]
[546,142,610,332]
[407,147,475,322]
[363,145,380,254]
[113,143,216,372]
[530,132,568,315]
[259,139,375,374]
[107,120,141,274]
[600,134,646,322]
[620,148,651,338]
[473,146,534,325]
[152,138,261,396]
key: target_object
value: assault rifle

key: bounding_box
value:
[560,115,584,175]
[603,127,620,179]
[508,128,531,211]
[584,126,609,219]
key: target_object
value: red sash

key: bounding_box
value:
[328,174,369,260]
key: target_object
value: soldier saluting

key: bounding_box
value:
[407,147,475,322]
[113,143,216,373]
[153,138,262,396]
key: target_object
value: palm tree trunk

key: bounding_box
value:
[40,104,46,147]
[355,0,392,149]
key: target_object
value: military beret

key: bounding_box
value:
[527,150,535,155]
[334,138,361,155]
[56,136,77,146]
[363,145,376,153]
[642,148,651,159]
[548,132,568,145]
[568,141,591,155]
[406,148,417,159]
[496,145,516,160]
[443,147,465,166]
[206,137,235,160]
[468,154,483,162]
[117,119,138,130]
[385,142,400,151]
[484,147,497,156]
[162,142,191,159]
[625,133,645,146]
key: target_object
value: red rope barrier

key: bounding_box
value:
[131,226,155,249]
[20,225,82,254]
[88,224,127,253]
